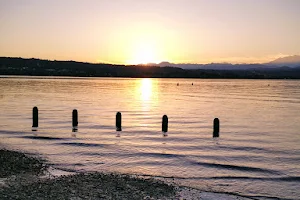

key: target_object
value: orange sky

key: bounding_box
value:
[0,0,299,64]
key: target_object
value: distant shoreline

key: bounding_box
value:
[1,57,300,79]
[1,75,300,82]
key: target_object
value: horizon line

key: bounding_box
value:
[1,55,299,66]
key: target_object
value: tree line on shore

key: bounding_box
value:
[1,57,300,79]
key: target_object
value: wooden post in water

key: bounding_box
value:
[213,118,219,137]
[32,106,38,128]
[72,109,78,129]
[162,115,168,133]
[116,112,122,131]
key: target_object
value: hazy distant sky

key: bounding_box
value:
[0,0,299,64]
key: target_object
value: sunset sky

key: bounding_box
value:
[0,0,299,64]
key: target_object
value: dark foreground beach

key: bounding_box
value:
[0,149,177,199]
[0,149,252,200]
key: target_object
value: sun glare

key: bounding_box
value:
[140,78,152,101]
[127,38,160,65]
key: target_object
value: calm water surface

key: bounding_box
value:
[0,77,299,200]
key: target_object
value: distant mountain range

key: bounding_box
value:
[144,55,300,70]
[266,55,300,67]
[1,56,300,79]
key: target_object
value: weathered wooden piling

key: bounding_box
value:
[72,109,78,128]
[116,112,122,131]
[32,106,38,128]
[213,118,219,137]
[162,115,168,133]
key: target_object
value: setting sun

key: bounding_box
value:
[127,38,160,65]
[131,45,155,65]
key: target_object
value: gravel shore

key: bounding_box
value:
[0,149,176,199]
[0,149,46,178]
[0,149,252,200]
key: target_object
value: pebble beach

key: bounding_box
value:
[0,148,253,200]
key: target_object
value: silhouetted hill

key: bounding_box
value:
[146,55,300,69]
[266,55,300,67]
[1,57,300,79]
[153,62,279,70]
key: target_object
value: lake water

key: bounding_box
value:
[0,77,299,200]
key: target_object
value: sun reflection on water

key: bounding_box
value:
[140,78,152,101]
[134,78,159,114]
